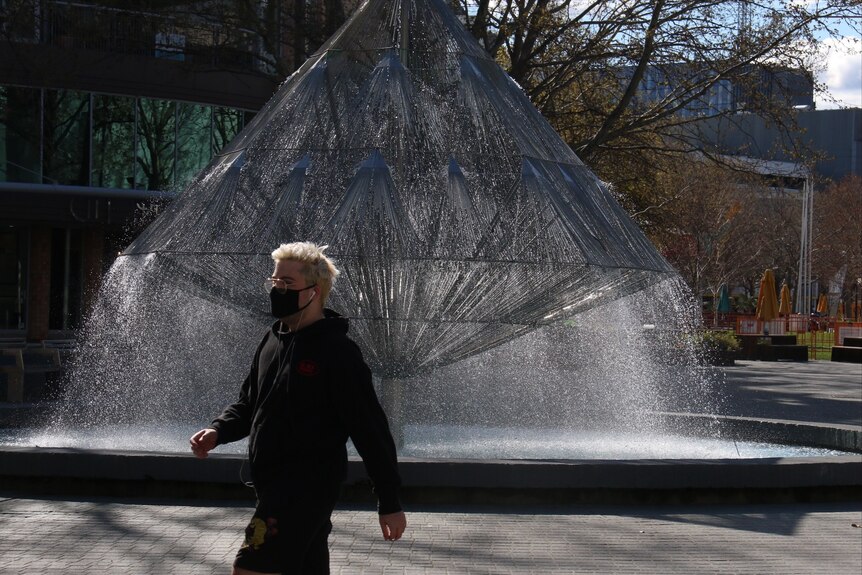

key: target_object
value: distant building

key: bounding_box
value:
[695,108,861,183]
[627,64,814,118]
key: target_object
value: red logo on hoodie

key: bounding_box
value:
[297,359,319,376]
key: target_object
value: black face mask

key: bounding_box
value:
[269,284,316,318]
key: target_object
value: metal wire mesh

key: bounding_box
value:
[122,0,675,376]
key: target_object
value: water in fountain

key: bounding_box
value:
[22,268,703,454]
[6,273,845,459]
[394,276,733,458]
[3,0,844,459]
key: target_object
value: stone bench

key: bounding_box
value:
[735,334,761,359]
[736,335,796,358]
[756,344,809,362]
[831,346,862,363]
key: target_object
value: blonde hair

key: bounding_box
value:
[271,242,340,304]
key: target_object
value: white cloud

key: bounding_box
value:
[815,36,861,109]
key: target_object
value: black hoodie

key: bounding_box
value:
[210,309,402,514]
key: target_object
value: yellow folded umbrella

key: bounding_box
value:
[778,283,792,315]
[756,269,779,322]
[816,293,828,315]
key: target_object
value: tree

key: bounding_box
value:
[454,0,856,152]
[648,160,862,314]
[812,175,862,303]
[651,160,772,305]
[451,0,858,217]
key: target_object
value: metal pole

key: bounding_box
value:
[795,180,805,313]
[806,176,814,315]
[856,278,861,321]
[796,175,813,315]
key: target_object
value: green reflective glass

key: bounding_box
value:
[175,102,212,186]
[92,94,135,189]
[43,90,90,186]
[0,85,41,183]
[136,98,176,190]
[213,107,242,153]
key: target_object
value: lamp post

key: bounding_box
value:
[855,277,861,322]
[795,173,813,314]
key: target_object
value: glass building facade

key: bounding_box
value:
[1,84,252,191]
[0,84,253,334]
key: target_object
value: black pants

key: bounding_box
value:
[233,489,339,574]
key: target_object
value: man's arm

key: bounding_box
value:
[332,342,403,515]
[190,342,262,456]
[209,367,255,445]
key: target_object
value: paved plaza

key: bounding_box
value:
[1,360,860,573]
[1,496,860,574]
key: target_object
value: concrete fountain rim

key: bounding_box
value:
[1,413,859,505]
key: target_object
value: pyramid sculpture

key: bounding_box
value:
[125,0,675,376]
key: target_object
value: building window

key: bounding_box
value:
[136,98,177,190]
[176,102,213,185]
[43,89,90,186]
[1,84,251,190]
[48,228,84,331]
[91,94,136,189]
[0,85,42,183]
[0,225,28,331]
[213,107,243,154]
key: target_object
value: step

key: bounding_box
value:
[831,346,862,364]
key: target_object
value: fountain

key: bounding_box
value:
[1,0,859,502]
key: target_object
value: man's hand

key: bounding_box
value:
[379,511,407,541]
[189,428,218,458]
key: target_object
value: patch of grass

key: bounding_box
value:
[788,331,832,361]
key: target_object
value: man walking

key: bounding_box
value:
[190,241,406,574]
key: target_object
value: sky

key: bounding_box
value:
[800,0,861,109]
[815,31,861,109]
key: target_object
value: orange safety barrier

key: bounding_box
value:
[734,316,787,335]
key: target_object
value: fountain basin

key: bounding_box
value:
[1,414,859,505]
[0,413,858,458]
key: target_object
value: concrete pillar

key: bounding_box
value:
[26,226,52,342]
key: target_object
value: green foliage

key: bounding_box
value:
[697,330,741,353]
[732,294,756,314]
